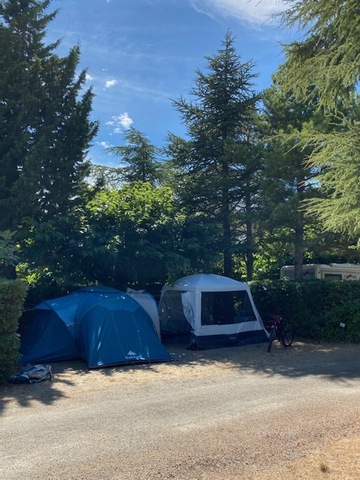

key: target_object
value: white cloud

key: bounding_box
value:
[190,0,285,25]
[105,78,118,89]
[85,73,94,82]
[98,141,112,149]
[106,113,134,133]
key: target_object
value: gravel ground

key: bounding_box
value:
[1,340,360,480]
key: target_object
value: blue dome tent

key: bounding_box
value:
[20,287,172,368]
[19,293,81,363]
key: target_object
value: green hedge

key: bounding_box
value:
[250,280,360,342]
[0,279,28,384]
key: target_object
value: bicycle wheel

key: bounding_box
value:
[281,324,294,347]
[267,327,277,352]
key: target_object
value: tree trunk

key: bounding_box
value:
[245,190,254,281]
[294,179,305,280]
[294,223,304,279]
[223,211,233,278]
[221,161,233,278]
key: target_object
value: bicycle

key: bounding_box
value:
[265,314,294,352]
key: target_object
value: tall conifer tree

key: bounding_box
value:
[168,31,261,278]
[0,0,98,276]
[0,1,98,229]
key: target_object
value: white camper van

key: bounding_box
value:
[280,263,360,281]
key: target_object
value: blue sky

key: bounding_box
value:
[47,0,296,166]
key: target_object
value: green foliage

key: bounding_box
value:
[258,81,325,278]
[278,0,360,110]
[70,181,219,287]
[302,115,360,238]
[256,86,360,273]
[107,128,165,186]
[88,164,123,190]
[0,230,18,267]
[321,300,360,342]
[0,279,28,384]
[0,0,98,271]
[277,0,360,242]
[251,279,307,330]
[0,230,19,279]
[17,210,89,287]
[251,279,360,342]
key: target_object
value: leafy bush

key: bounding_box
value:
[321,300,360,342]
[0,230,19,279]
[250,280,360,342]
[0,279,28,384]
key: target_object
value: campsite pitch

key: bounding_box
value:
[1,340,360,480]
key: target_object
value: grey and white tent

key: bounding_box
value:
[126,288,160,338]
[159,274,268,349]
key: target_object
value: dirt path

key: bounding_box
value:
[1,341,360,479]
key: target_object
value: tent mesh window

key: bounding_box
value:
[160,290,190,334]
[201,291,255,326]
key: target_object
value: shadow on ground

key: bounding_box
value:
[165,339,360,381]
[1,340,359,415]
[0,360,86,415]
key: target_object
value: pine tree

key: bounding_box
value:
[259,82,320,278]
[168,31,261,278]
